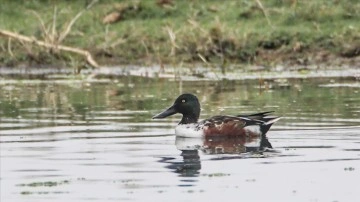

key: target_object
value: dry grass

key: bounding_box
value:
[0,0,359,68]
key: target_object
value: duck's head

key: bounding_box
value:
[152,94,201,124]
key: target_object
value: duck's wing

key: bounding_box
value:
[199,114,280,137]
[237,111,274,119]
[200,115,265,126]
[237,111,280,126]
[198,115,266,137]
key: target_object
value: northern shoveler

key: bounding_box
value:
[152,94,280,138]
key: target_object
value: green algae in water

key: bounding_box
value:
[203,173,231,177]
[17,180,70,187]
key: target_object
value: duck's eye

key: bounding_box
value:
[181,99,186,103]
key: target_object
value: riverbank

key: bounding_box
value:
[0,0,359,70]
[1,65,359,82]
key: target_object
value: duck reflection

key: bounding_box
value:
[177,149,201,177]
[162,136,272,177]
[176,135,272,155]
[160,148,201,177]
[202,135,272,154]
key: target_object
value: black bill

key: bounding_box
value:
[152,105,177,119]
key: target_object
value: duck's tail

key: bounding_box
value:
[264,117,281,126]
[260,116,280,149]
[240,112,280,149]
[259,116,281,137]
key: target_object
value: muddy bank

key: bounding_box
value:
[0,65,359,82]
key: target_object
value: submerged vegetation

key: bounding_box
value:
[0,0,359,70]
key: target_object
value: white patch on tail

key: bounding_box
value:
[244,125,261,136]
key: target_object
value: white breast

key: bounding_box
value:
[175,124,204,138]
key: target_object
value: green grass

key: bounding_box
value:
[0,0,359,68]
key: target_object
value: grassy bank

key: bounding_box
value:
[0,0,359,70]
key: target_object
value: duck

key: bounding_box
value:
[152,93,280,138]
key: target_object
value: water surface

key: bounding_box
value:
[1,76,359,202]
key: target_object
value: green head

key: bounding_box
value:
[152,94,201,124]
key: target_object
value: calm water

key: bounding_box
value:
[1,76,359,202]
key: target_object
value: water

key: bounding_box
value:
[1,76,359,202]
